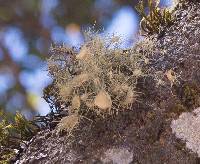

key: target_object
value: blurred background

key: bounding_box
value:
[0,0,172,118]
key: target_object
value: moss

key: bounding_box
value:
[168,83,200,117]
[0,149,15,164]
[135,0,174,36]
[182,84,199,108]
[170,103,188,116]
[146,111,157,121]
[0,110,39,163]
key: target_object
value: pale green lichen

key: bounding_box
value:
[48,33,148,132]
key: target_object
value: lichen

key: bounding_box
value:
[171,107,200,157]
[47,33,147,132]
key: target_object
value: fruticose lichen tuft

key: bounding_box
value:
[47,33,147,132]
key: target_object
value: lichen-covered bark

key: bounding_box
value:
[15,1,200,164]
